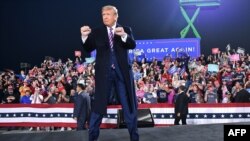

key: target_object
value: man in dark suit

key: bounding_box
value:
[174,85,189,125]
[234,82,250,102]
[80,5,139,141]
[73,82,91,130]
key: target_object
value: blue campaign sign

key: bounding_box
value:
[129,38,200,61]
[91,38,200,61]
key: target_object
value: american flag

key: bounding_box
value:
[179,66,186,75]
[0,103,250,128]
[168,66,178,75]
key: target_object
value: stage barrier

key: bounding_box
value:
[0,103,249,128]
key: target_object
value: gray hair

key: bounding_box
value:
[102,5,118,16]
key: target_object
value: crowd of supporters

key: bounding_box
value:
[1,50,250,106]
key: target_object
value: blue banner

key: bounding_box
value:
[91,38,200,61]
[130,38,200,61]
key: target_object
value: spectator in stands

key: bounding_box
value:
[20,90,32,104]
[233,68,245,85]
[69,89,76,103]
[164,83,175,104]
[232,81,240,96]
[221,66,233,87]
[204,86,218,103]
[187,84,204,103]
[222,92,233,103]
[218,52,229,65]
[64,76,74,95]
[0,81,4,103]
[2,85,20,104]
[204,80,213,93]
[172,72,185,89]
[60,89,70,103]
[18,70,26,81]
[196,60,204,72]
[245,82,250,93]
[136,81,145,103]
[30,80,38,94]
[157,83,168,103]
[221,79,232,99]
[19,80,31,98]
[214,80,222,103]
[85,77,95,96]
[44,88,61,104]
[143,84,157,104]
[234,82,250,103]
[245,74,250,85]
[30,87,43,104]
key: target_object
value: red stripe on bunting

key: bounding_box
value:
[0,123,118,128]
[108,103,250,109]
[0,103,250,109]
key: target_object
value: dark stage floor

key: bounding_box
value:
[0,122,249,141]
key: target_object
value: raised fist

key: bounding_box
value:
[80,26,91,36]
[115,27,126,37]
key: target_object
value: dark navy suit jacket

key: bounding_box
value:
[175,92,189,115]
[73,91,91,120]
[83,24,137,114]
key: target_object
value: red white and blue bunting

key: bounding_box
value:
[0,103,249,128]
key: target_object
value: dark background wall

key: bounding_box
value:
[1,0,250,71]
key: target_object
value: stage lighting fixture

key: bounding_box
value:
[179,0,221,38]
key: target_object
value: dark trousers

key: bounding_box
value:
[174,114,187,125]
[89,69,139,141]
[77,118,87,130]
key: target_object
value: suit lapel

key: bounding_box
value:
[102,25,110,50]
[113,23,122,50]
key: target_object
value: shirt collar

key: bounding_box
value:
[107,23,117,33]
[78,90,83,94]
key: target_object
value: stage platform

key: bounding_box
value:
[0,122,249,141]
